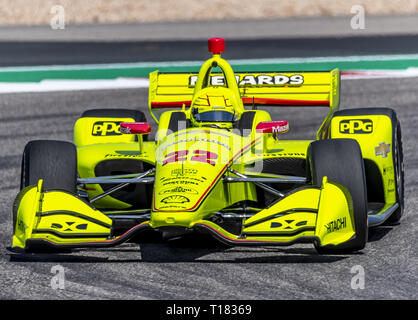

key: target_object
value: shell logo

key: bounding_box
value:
[161,195,190,204]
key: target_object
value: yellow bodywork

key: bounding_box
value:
[74,116,138,147]
[13,180,112,249]
[11,40,365,252]
[330,114,396,206]
[12,176,356,249]
[148,53,340,141]
[240,177,355,246]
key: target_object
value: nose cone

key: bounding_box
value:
[151,129,235,227]
[152,151,226,212]
[150,210,203,228]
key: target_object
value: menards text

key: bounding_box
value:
[188,74,304,86]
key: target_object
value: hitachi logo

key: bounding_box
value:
[324,217,347,233]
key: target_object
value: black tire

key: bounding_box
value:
[307,139,368,253]
[20,140,77,194]
[80,108,148,141]
[387,119,404,223]
[79,108,153,210]
[94,159,153,210]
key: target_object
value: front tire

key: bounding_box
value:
[332,107,404,224]
[20,140,77,194]
[387,119,404,223]
[307,139,368,253]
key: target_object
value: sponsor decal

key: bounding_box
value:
[284,220,294,229]
[324,217,347,233]
[387,179,395,192]
[269,220,309,230]
[375,142,391,158]
[171,168,198,177]
[266,152,305,157]
[161,177,203,186]
[162,138,230,152]
[161,195,190,204]
[50,222,88,231]
[158,205,187,209]
[188,74,304,87]
[339,119,373,134]
[270,222,282,228]
[92,121,122,136]
[383,166,394,176]
[162,150,218,166]
[119,126,131,134]
[159,186,198,195]
[272,125,289,134]
[104,151,143,158]
[17,219,27,233]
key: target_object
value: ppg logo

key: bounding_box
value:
[92,121,122,136]
[339,119,373,134]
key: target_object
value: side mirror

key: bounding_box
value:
[120,122,151,135]
[120,122,151,155]
[256,121,289,134]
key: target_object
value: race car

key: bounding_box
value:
[12,37,404,254]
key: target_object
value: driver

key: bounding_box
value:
[189,88,239,129]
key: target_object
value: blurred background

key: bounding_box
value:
[0,0,417,25]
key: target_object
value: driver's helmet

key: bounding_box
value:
[190,88,238,125]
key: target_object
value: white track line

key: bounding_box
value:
[0,78,149,93]
[342,68,418,80]
[1,69,418,94]
[2,53,418,72]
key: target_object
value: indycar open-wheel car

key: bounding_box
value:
[12,38,404,254]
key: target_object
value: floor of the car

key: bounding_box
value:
[368,202,385,215]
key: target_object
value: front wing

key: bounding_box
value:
[12,177,355,251]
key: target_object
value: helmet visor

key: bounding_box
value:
[194,110,235,122]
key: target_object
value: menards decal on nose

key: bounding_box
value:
[188,74,304,86]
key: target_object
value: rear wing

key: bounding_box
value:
[148,69,340,131]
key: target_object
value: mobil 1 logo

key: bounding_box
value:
[339,119,373,134]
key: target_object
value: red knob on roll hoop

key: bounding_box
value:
[208,37,225,55]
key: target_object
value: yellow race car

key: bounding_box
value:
[12,38,404,254]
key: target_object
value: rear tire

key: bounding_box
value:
[20,140,77,194]
[307,139,368,253]
[332,107,404,224]
[78,108,153,210]
[386,119,404,224]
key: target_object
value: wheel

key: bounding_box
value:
[20,140,77,194]
[94,158,153,210]
[307,139,368,253]
[387,118,404,223]
[80,108,148,141]
[77,108,153,210]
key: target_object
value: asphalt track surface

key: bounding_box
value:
[0,76,417,300]
[3,34,418,66]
